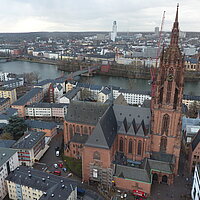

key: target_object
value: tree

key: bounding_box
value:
[187,101,200,118]
[4,116,27,140]
[0,132,14,140]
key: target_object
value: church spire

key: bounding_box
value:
[170,4,179,46]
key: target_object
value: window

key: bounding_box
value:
[160,136,167,152]
[161,114,170,135]
[137,140,142,155]
[93,169,98,178]
[76,126,80,133]
[93,151,100,160]
[119,138,124,152]
[128,139,133,153]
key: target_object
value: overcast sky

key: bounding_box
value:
[0,0,199,33]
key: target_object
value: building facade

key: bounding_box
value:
[0,147,19,200]
[191,165,200,200]
[0,87,17,104]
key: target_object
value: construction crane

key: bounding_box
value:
[150,11,166,105]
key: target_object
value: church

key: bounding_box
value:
[63,5,184,197]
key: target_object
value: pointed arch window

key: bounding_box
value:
[84,126,88,134]
[119,137,124,152]
[161,114,170,135]
[69,124,73,139]
[76,125,80,133]
[137,140,142,156]
[160,136,167,152]
[128,139,133,154]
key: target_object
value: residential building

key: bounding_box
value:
[0,72,9,82]
[189,130,200,173]
[11,131,47,166]
[2,78,24,88]
[25,119,57,139]
[97,87,111,103]
[0,98,10,113]
[11,88,43,117]
[191,164,200,200]
[183,95,200,108]
[59,87,81,104]
[34,79,53,94]
[0,87,17,104]
[5,166,77,200]
[25,103,68,119]
[0,147,19,199]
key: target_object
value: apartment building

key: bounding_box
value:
[0,87,17,104]
[25,103,68,119]
[11,131,47,166]
[11,88,43,117]
[34,79,53,94]
[6,166,77,200]
[0,98,10,113]
[25,120,57,139]
[2,78,24,88]
[0,147,19,199]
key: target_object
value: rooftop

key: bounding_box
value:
[6,166,77,200]
[0,147,17,167]
[25,120,57,130]
[12,88,43,106]
[12,131,45,149]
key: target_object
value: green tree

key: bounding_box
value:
[4,116,27,140]
[187,101,200,118]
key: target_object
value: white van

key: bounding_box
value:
[56,150,60,157]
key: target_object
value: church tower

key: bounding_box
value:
[151,5,185,175]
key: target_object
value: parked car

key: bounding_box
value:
[63,168,67,173]
[77,187,86,196]
[67,172,73,177]
[54,164,58,168]
[58,163,63,168]
[56,150,60,157]
[55,146,59,151]
[53,171,61,176]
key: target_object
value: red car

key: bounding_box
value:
[58,163,63,168]
[53,171,61,176]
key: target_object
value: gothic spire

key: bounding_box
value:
[170,4,179,46]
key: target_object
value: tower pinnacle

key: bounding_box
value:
[170,4,179,46]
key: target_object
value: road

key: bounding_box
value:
[33,132,104,200]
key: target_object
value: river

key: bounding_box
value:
[0,61,199,96]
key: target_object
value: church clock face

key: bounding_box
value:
[167,74,174,81]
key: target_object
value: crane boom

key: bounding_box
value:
[150,11,166,108]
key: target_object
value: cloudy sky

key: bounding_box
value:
[0,0,199,32]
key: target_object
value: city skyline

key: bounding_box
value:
[0,0,199,33]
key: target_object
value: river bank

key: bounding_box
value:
[8,57,200,81]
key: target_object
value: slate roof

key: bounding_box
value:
[65,101,109,125]
[34,79,53,86]
[100,88,111,95]
[0,98,10,105]
[183,94,200,101]
[70,133,88,144]
[150,152,175,163]
[12,88,43,106]
[25,120,57,130]
[26,102,68,109]
[63,87,81,100]
[6,166,77,200]
[12,131,45,149]
[0,140,16,148]
[191,130,200,151]
[85,106,117,149]
[147,159,172,174]
[0,147,17,167]
[113,104,151,125]
[114,164,151,183]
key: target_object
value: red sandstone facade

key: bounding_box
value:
[63,6,184,197]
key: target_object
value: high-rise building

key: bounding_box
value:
[111,21,117,42]
[155,26,159,36]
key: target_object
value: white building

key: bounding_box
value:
[25,103,68,119]
[6,166,77,200]
[12,131,47,166]
[113,89,151,105]
[191,165,200,200]
[0,72,9,82]
[0,147,19,199]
